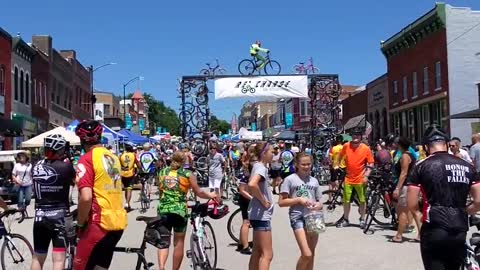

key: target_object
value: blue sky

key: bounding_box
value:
[2,0,480,121]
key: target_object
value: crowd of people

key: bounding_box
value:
[0,119,479,269]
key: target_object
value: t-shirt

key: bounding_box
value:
[157,167,191,218]
[280,173,322,219]
[248,162,274,221]
[139,151,157,174]
[408,151,477,232]
[32,159,75,209]
[120,152,136,178]
[341,142,374,185]
[77,146,127,231]
[470,143,480,171]
[12,163,33,186]
[449,148,472,163]
[329,144,346,168]
[209,153,225,179]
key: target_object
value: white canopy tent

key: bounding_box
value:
[21,127,80,148]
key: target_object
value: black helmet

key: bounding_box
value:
[422,125,449,145]
[75,120,103,144]
[350,127,364,136]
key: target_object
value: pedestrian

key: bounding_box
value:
[12,152,33,212]
[269,145,282,195]
[391,137,421,243]
[248,142,274,270]
[74,120,127,270]
[208,143,226,200]
[448,137,472,163]
[407,125,480,270]
[278,152,322,270]
[119,144,142,211]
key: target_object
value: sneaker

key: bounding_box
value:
[359,218,366,229]
[336,217,349,228]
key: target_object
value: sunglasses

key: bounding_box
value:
[449,144,456,147]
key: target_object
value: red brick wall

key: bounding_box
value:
[342,90,368,125]
[31,51,50,126]
[387,29,449,110]
[0,34,12,149]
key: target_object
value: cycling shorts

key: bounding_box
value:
[420,224,466,270]
[74,223,123,270]
[343,183,366,203]
[159,213,188,234]
[33,208,71,254]
[121,176,134,190]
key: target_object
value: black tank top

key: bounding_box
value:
[394,152,415,186]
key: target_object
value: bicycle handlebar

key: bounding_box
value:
[1,209,25,224]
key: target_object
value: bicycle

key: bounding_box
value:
[238,52,281,76]
[200,59,227,77]
[293,57,319,74]
[0,209,32,269]
[186,200,226,270]
[226,202,252,246]
[114,215,169,270]
[138,174,153,212]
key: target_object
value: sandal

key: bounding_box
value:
[388,238,404,243]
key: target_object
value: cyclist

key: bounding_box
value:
[138,142,158,199]
[327,135,345,204]
[250,40,269,66]
[74,120,127,270]
[157,151,217,270]
[30,134,76,270]
[335,127,374,229]
[119,144,142,211]
[270,144,282,195]
[408,125,480,270]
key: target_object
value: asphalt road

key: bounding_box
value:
[9,187,426,270]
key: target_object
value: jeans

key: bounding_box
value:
[17,185,32,209]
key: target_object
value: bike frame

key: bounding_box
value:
[114,237,149,270]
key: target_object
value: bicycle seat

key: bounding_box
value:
[136,216,163,225]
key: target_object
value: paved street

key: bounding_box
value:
[10,187,425,270]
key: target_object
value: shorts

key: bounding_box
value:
[289,216,305,230]
[330,168,345,183]
[250,220,271,232]
[397,186,408,207]
[121,176,134,189]
[209,177,222,189]
[159,213,188,234]
[33,209,70,254]
[420,225,466,270]
[343,183,366,204]
[269,169,281,179]
[74,223,123,270]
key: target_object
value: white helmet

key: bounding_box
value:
[143,142,151,149]
[44,134,67,151]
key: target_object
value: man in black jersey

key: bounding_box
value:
[31,134,76,270]
[407,125,480,270]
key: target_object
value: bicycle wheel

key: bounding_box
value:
[227,208,242,243]
[332,119,344,134]
[238,59,256,75]
[200,69,210,76]
[372,195,392,226]
[311,67,319,74]
[202,221,217,269]
[317,109,333,124]
[1,233,33,269]
[264,60,281,75]
[215,68,227,76]
[179,111,193,123]
[293,64,303,74]
[195,86,209,106]
[322,190,343,212]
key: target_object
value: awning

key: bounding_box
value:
[450,109,480,119]
[0,119,23,137]
[275,130,296,140]
[344,114,369,131]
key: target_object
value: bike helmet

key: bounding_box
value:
[207,204,229,220]
[350,127,364,136]
[422,124,449,145]
[44,134,67,151]
[75,120,103,143]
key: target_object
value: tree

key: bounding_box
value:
[127,92,181,135]
[210,115,230,135]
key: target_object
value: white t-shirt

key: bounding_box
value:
[12,163,33,186]
[449,148,473,163]
[291,146,300,154]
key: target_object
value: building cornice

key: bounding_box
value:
[381,3,446,59]
[0,27,12,41]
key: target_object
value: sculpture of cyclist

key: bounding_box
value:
[250,40,269,66]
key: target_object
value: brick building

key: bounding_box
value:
[12,36,36,148]
[342,87,368,128]
[30,46,50,133]
[61,50,91,121]
[366,74,389,142]
[381,3,480,143]
[95,91,123,130]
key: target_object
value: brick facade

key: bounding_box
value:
[0,28,12,149]
[30,48,50,132]
[341,90,368,126]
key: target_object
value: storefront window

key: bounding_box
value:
[393,113,400,135]
[401,111,407,137]
[423,104,430,131]
[408,109,416,142]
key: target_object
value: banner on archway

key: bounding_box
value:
[214,75,308,99]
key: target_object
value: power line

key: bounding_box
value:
[447,20,480,46]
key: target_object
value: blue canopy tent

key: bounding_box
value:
[102,124,127,142]
[219,134,231,141]
[231,134,240,142]
[66,119,80,132]
[119,129,149,145]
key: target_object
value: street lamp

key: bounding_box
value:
[123,76,144,128]
[89,62,117,118]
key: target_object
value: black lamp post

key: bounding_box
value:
[89,62,116,119]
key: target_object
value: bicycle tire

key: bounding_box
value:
[311,67,319,74]
[216,68,227,76]
[317,109,333,124]
[195,86,209,106]
[202,221,217,269]
[1,233,33,269]
[264,60,281,75]
[322,190,343,212]
[200,69,210,76]
[371,195,392,226]
[293,64,304,74]
[227,208,242,243]
[194,119,208,131]
[179,111,193,123]
[238,59,256,75]
[332,119,344,134]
